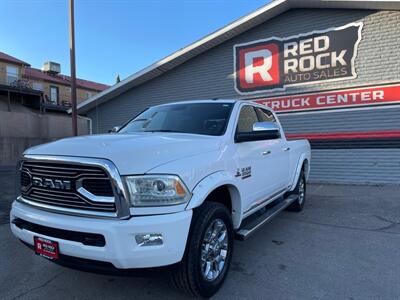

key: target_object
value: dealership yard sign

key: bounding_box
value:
[234,22,363,94]
[254,83,400,113]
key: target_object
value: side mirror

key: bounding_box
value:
[252,121,280,133]
[109,126,121,133]
[235,122,280,143]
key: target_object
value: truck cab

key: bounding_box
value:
[11,100,310,297]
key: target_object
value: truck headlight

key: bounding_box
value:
[124,175,191,207]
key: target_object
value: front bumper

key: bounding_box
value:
[10,201,192,269]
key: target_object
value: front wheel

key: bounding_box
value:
[172,202,234,298]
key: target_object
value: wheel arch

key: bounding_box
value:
[289,155,310,191]
[186,171,242,229]
[303,158,310,179]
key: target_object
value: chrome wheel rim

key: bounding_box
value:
[298,177,305,204]
[201,218,229,281]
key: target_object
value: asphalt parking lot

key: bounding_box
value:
[1,168,399,300]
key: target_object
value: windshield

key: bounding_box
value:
[119,102,234,136]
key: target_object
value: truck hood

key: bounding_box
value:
[25,133,222,175]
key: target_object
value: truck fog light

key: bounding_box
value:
[135,233,163,246]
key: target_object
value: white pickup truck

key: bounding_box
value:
[11,100,310,298]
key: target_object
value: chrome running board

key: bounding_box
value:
[235,194,298,241]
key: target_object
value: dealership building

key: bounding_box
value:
[77,0,400,185]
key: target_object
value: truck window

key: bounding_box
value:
[237,105,259,133]
[118,102,234,136]
[256,107,276,122]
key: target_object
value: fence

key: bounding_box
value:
[0,110,91,166]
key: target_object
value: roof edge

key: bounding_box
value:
[76,0,289,113]
[77,0,400,114]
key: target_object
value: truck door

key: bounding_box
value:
[255,107,290,194]
[233,105,273,213]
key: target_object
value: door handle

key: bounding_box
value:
[262,150,271,156]
[283,147,290,151]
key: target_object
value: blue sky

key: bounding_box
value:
[0,0,269,85]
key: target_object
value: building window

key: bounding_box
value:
[32,82,44,91]
[65,87,71,100]
[86,91,93,99]
[50,86,59,104]
[6,65,18,85]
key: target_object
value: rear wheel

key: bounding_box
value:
[286,170,306,212]
[172,202,234,298]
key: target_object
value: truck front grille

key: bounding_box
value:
[82,179,114,196]
[20,161,116,212]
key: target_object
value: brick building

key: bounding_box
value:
[0,52,109,112]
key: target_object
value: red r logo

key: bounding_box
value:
[236,42,280,92]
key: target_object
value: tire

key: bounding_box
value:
[286,170,306,212]
[172,202,234,298]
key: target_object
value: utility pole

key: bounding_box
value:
[69,0,78,136]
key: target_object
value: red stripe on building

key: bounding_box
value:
[255,83,400,113]
[286,130,400,140]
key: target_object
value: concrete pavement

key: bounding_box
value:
[1,178,399,299]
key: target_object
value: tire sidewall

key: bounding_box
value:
[297,172,306,209]
[188,204,234,297]
[286,170,306,212]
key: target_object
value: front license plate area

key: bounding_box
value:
[34,236,59,260]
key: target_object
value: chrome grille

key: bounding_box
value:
[82,179,114,196]
[22,161,107,178]
[20,160,116,212]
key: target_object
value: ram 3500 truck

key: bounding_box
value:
[11,100,310,298]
